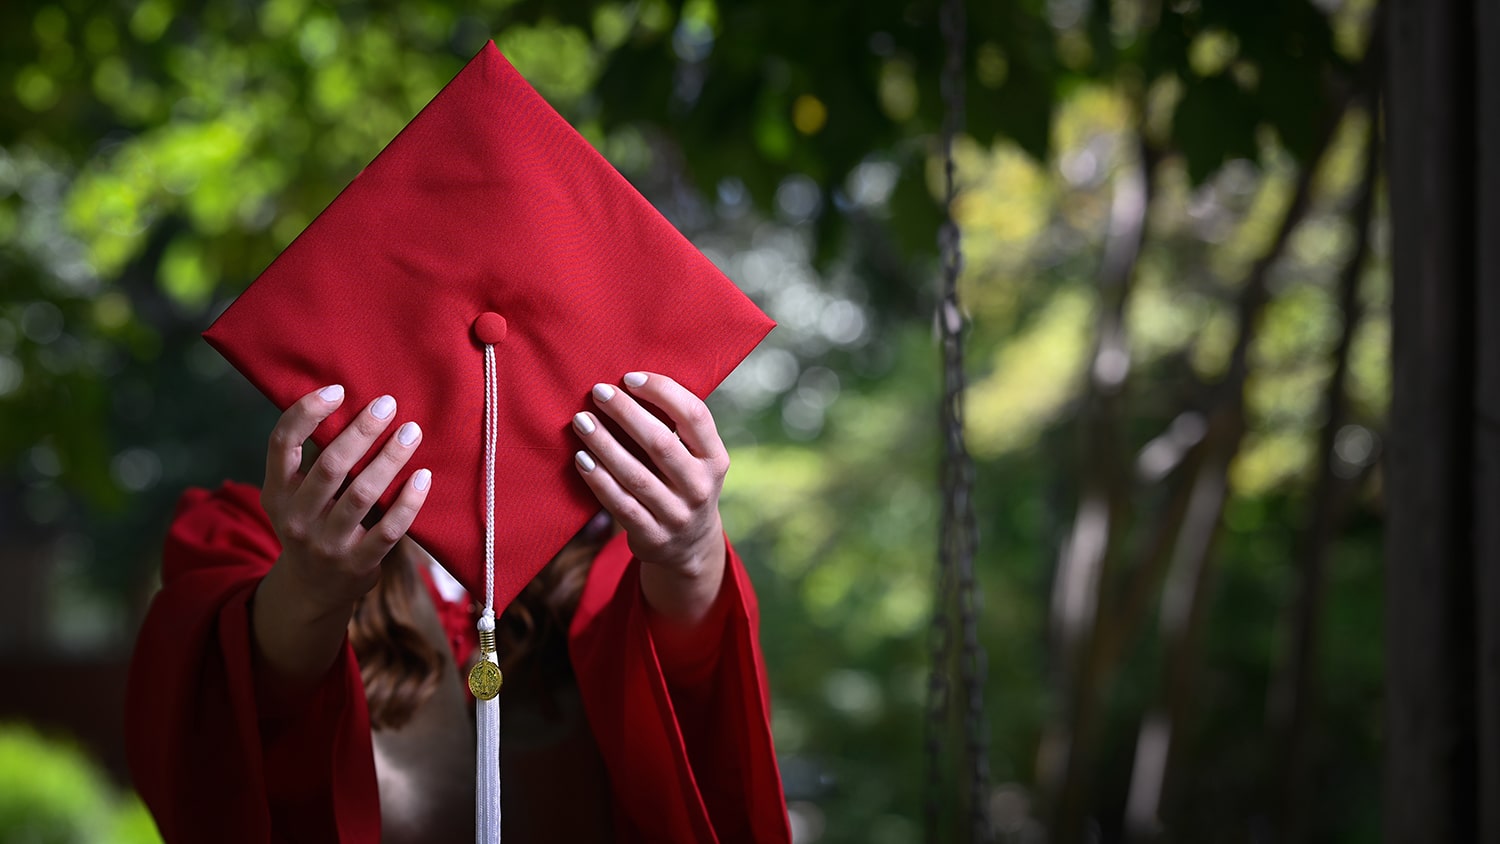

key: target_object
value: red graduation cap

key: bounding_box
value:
[205,42,773,615]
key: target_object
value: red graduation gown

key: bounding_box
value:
[125,482,789,843]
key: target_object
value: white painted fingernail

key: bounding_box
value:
[624,372,648,388]
[397,421,420,446]
[593,383,615,402]
[413,468,431,491]
[371,395,396,419]
[573,412,596,435]
[575,451,596,472]
[319,384,344,402]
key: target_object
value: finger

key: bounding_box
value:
[573,407,679,519]
[589,381,698,489]
[355,467,433,563]
[264,385,345,507]
[325,420,424,538]
[573,450,662,544]
[291,393,398,516]
[619,372,727,464]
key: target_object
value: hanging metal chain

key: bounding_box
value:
[924,0,991,840]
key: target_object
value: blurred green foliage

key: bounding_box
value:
[0,0,1385,840]
[0,724,161,844]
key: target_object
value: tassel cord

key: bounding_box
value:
[474,342,502,843]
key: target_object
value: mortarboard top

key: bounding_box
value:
[205,41,774,615]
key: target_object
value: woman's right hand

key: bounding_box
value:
[251,385,431,701]
[260,385,431,616]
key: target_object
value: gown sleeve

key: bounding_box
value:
[125,482,381,843]
[568,532,791,844]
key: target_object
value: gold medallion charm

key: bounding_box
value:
[468,659,503,700]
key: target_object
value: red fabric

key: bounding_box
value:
[202,42,774,614]
[124,484,378,844]
[572,523,789,844]
[125,482,791,843]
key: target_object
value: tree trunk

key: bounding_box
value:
[1383,0,1494,839]
[1472,1,1500,841]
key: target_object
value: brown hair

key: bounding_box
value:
[349,547,443,731]
[350,521,611,730]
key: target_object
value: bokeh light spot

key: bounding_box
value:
[792,94,827,136]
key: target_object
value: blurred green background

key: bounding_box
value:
[0,0,1386,841]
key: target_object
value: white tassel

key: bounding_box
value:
[474,612,501,843]
[470,341,503,844]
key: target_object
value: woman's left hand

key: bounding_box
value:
[571,371,728,627]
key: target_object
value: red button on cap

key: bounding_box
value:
[473,312,508,345]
